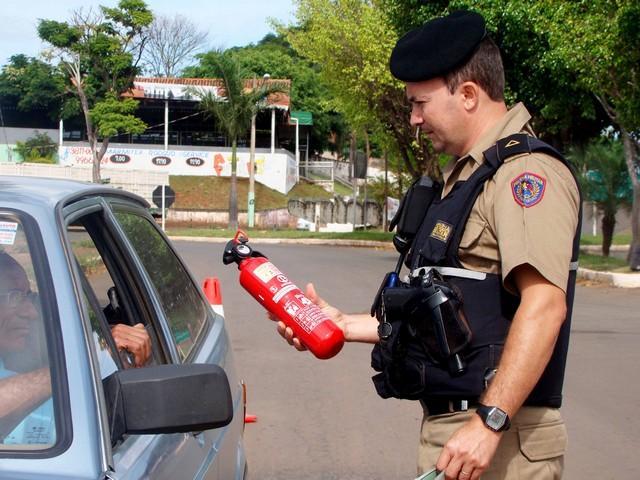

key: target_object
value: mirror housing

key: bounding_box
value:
[103,364,233,445]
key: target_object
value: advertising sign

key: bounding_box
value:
[58,146,297,194]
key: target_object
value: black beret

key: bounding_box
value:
[390,10,487,82]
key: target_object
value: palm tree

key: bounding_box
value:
[572,138,632,256]
[193,50,286,230]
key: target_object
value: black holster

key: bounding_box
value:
[371,270,472,400]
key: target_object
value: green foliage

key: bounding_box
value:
[571,139,632,209]
[190,49,287,229]
[90,94,146,137]
[531,0,639,132]
[283,0,437,178]
[0,55,68,120]
[14,132,58,163]
[37,0,153,181]
[571,137,632,256]
[189,33,343,155]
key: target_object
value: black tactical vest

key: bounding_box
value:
[372,133,582,408]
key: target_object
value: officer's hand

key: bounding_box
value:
[111,323,152,368]
[435,414,502,480]
[268,283,345,352]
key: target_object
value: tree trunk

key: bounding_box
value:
[601,212,615,257]
[383,150,388,232]
[72,71,102,183]
[621,130,640,270]
[228,137,238,231]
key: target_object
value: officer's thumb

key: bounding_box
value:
[305,283,325,307]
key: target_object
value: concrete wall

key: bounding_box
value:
[288,197,382,227]
[167,208,295,229]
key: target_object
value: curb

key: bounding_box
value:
[169,236,640,288]
[577,268,640,288]
[168,236,395,249]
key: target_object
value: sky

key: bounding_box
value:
[1,0,297,66]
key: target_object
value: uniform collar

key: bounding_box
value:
[442,102,533,179]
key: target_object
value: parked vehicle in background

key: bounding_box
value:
[0,176,247,479]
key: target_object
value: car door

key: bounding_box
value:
[63,196,226,480]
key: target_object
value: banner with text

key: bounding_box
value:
[58,146,297,194]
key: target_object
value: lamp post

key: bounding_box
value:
[291,116,300,183]
[248,74,270,228]
[248,79,257,228]
[164,90,173,151]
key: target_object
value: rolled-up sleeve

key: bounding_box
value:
[492,153,580,293]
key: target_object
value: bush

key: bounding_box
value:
[14,131,57,163]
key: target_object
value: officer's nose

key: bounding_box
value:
[410,105,423,128]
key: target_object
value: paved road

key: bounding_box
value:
[176,240,640,480]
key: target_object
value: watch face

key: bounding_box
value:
[487,408,506,430]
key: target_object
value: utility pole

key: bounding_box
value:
[248,78,257,228]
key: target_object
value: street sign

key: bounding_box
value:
[152,185,176,209]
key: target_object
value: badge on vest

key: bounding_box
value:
[430,221,453,242]
[511,172,546,208]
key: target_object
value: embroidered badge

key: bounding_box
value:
[511,172,546,208]
[430,221,453,242]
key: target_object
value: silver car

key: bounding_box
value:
[0,176,247,479]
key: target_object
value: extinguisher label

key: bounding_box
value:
[253,262,283,283]
[273,284,297,303]
[291,303,326,333]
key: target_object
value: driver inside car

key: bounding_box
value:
[0,252,152,445]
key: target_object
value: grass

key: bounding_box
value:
[167,227,395,242]
[579,253,631,272]
[580,233,632,246]
[170,175,332,211]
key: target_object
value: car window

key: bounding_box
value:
[113,211,209,362]
[0,215,57,450]
[67,220,165,373]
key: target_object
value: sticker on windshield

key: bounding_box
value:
[0,221,18,245]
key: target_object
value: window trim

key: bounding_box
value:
[0,209,72,459]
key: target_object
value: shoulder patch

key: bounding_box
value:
[511,172,546,208]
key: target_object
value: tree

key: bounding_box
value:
[572,139,632,257]
[526,0,640,268]
[142,14,208,77]
[191,50,286,230]
[38,0,153,182]
[283,0,439,179]
[14,132,58,163]
[0,55,68,120]
[186,34,343,157]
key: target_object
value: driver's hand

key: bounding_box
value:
[111,323,152,367]
[268,283,345,351]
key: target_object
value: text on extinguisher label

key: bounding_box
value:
[253,262,283,283]
[285,298,326,333]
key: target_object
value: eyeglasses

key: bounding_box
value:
[0,290,39,308]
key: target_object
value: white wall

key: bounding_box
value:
[58,145,298,194]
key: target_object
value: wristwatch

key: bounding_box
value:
[476,404,510,432]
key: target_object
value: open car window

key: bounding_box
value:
[0,215,57,451]
[112,211,210,362]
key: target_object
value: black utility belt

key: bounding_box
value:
[420,398,479,416]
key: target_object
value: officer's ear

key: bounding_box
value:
[458,81,480,112]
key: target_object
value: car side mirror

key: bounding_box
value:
[103,363,233,445]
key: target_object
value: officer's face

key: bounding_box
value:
[0,263,39,354]
[407,78,466,156]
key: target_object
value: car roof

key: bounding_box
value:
[0,175,148,210]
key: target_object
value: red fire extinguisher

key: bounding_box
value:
[223,230,344,359]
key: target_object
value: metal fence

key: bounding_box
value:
[299,157,355,192]
[0,163,169,206]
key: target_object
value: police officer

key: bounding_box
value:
[273,10,580,480]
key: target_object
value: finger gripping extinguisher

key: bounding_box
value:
[223,231,344,359]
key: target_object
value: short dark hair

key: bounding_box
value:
[444,37,505,101]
